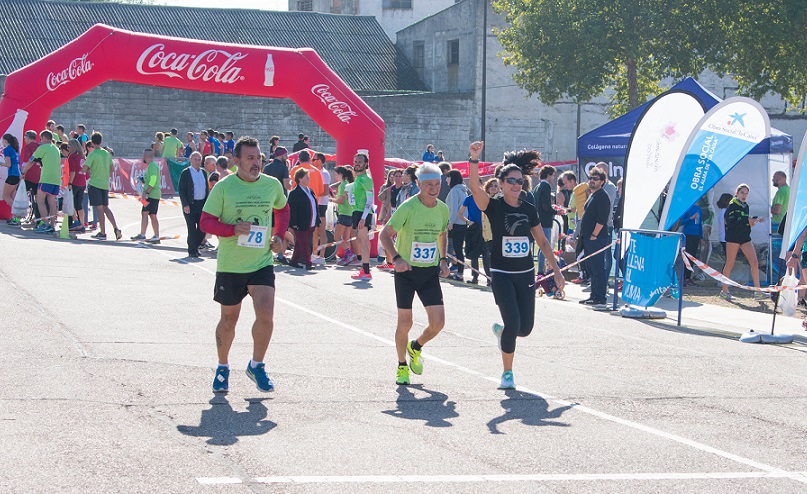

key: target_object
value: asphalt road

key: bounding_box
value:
[2,198,807,494]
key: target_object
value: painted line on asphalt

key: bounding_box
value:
[145,248,804,484]
[197,471,807,485]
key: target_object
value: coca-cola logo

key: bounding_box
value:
[136,43,247,84]
[46,54,93,91]
[311,84,358,123]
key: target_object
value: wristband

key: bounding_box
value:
[392,254,402,262]
[792,253,799,259]
[468,159,479,164]
[440,257,449,263]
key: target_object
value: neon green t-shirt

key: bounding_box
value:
[352,173,374,213]
[34,143,61,186]
[387,195,449,267]
[202,173,287,274]
[336,181,352,216]
[85,148,113,190]
[772,184,789,224]
[162,136,183,160]
[144,161,161,200]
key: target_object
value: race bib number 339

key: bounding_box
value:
[502,236,529,258]
[238,225,268,249]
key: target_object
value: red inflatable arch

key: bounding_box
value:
[0,23,385,185]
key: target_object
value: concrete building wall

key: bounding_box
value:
[0,76,477,163]
[289,0,457,42]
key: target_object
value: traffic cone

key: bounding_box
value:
[59,217,69,239]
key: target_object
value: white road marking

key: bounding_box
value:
[197,471,807,484]
[144,249,805,485]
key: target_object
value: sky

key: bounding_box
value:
[152,0,287,10]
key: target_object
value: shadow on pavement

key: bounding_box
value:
[382,385,458,427]
[486,389,572,435]
[176,396,276,445]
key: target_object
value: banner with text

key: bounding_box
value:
[622,90,705,229]
[781,131,807,256]
[621,233,680,307]
[661,97,770,230]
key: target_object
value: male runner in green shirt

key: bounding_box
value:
[162,128,184,160]
[131,148,162,243]
[31,130,61,233]
[350,153,375,280]
[82,132,122,240]
[380,163,450,385]
[200,136,288,394]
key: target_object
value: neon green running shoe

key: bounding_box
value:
[396,365,410,385]
[407,340,423,375]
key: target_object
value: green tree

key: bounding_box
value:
[493,0,806,114]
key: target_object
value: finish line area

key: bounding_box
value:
[2,202,806,494]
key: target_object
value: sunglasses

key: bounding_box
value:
[504,177,524,185]
[588,177,602,182]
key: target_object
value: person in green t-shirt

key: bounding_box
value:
[771,171,790,232]
[82,132,122,240]
[328,165,357,266]
[200,136,288,394]
[130,148,162,243]
[349,153,376,280]
[31,130,62,232]
[379,163,450,386]
[162,128,184,160]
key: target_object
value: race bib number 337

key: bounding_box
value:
[238,225,268,249]
[411,241,437,264]
[502,236,529,258]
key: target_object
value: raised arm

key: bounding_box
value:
[468,141,489,211]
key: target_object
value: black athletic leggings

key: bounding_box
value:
[491,270,536,354]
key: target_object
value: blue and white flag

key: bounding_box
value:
[621,233,680,307]
[781,131,807,255]
[661,97,770,231]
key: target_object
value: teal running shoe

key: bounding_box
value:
[492,323,503,350]
[499,370,515,390]
[246,362,274,392]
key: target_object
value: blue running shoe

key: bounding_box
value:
[492,323,503,350]
[246,362,274,392]
[499,370,515,390]
[212,365,229,392]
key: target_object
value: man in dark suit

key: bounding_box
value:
[178,151,209,258]
[533,165,556,272]
[579,167,611,306]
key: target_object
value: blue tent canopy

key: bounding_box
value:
[577,77,793,158]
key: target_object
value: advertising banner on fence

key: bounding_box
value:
[622,90,705,229]
[661,97,770,231]
[782,131,807,256]
[108,158,176,195]
[621,233,680,307]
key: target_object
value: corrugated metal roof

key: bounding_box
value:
[0,0,426,91]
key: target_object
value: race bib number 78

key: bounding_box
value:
[238,225,268,249]
[502,236,529,258]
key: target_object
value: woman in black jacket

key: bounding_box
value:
[720,183,765,301]
[288,168,320,269]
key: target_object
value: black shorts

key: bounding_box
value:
[317,204,328,218]
[214,264,275,306]
[142,198,160,215]
[337,214,352,227]
[87,185,109,206]
[5,175,20,186]
[72,187,85,210]
[394,265,443,310]
[351,211,374,230]
[25,180,38,193]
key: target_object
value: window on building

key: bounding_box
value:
[413,42,424,69]
[297,0,313,11]
[447,40,459,65]
[383,0,413,9]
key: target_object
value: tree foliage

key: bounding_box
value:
[492,0,806,113]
